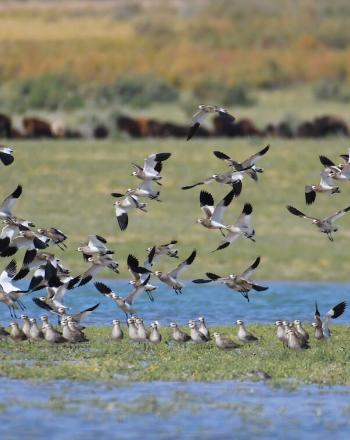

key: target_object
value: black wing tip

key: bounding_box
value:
[319,155,335,167]
[79,275,92,287]
[259,145,270,156]
[117,213,128,231]
[333,301,347,319]
[315,300,320,317]
[206,272,220,280]
[251,256,261,269]
[111,192,124,198]
[0,151,14,166]
[223,189,235,206]
[94,281,112,294]
[127,254,139,268]
[95,234,107,244]
[1,246,17,257]
[155,152,171,162]
[85,303,100,312]
[252,284,269,292]
[214,242,230,252]
[242,203,253,215]
[231,179,242,196]
[186,250,197,265]
[12,185,22,198]
[187,123,200,141]
[200,190,214,207]
[5,259,17,276]
[213,150,230,160]
[305,190,316,205]
[286,205,304,217]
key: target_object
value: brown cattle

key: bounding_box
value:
[23,117,53,138]
[117,115,205,138]
[297,116,349,137]
[213,116,262,137]
[117,116,143,137]
[0,113,12,138]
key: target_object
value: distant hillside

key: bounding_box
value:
[1,0,350,88]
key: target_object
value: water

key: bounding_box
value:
[1,282,349,439]
[1,280,349,327]
[0,378,350,439]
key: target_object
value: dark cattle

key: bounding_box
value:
[213,116,262,137]
[117,116,143,137]
[297,116,349,137]
[264,122,294,138]
[117,115,202,138]
[93,125,109,139]
[23,117,53,138]
[0,113,12,138]
[161,122,188,137]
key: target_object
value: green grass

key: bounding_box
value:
[1,325,350,385]
[1,138,350,281]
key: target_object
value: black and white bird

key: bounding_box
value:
[113,194,147,231]
[146,240,179,262]
[320,153,350,181]
[78,254,119,287]
[0,145,15,166]
[154,250,196,294]
[182,170,244,194]
[314,300,346,338]
[213,145,270,181]
[193,256,268,302]
[131,152,171,182]
[0,230,49,258]
[32,275,81,311]
[94,279,150,319]
[305,167,340,205]
[213,203,255,251]
[37,228,67,250]
[77,235,114,260]
[127,249,156,301]
[112,180,161,201]
[197,189,235,233]
[0,185,22,219]
[187,105,235,140]
[286,205,350,241]
[0,260,28,314]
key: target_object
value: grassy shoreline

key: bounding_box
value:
[1,325,349,385]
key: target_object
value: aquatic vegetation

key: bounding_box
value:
[0,325,349,385]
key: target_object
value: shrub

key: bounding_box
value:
[313,79,350,102]
[2,72,84,112]
[95,76,179,108]
[193,79,256,107]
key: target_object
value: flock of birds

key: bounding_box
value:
[0,104,348,350]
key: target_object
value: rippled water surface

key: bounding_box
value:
[0,378,350,440]
[0,280,349,326]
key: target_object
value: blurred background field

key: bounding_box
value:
[2,138,350,281]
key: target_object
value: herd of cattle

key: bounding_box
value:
[0,112,349,139]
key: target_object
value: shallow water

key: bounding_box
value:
[0,378,350,440]
[1,280,349,327]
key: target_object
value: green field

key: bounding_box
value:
[1,138,350,281]
[1,325,349,385]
